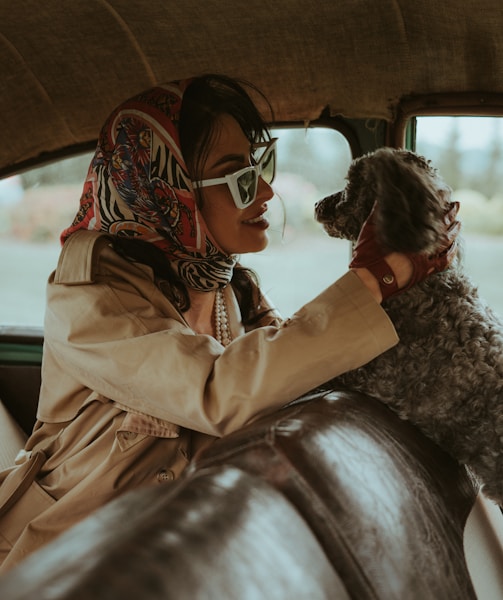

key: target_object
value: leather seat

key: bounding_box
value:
[0,465,348,599]
[0,401,27,472]
[193,389,479,600]
[0,389,483,599]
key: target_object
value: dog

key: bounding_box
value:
[315,147,503,505]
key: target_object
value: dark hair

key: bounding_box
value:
[179,74,273,194]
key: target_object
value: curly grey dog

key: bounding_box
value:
[315,147,503,505]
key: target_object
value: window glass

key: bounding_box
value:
[0,128,352,326]
[415,116,503,317]
[0,155,92,326]
[242,127,352,315]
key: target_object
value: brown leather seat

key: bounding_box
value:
[0,326,43,436]
[0,389,480,599]
[0,400,27,471]
[0,465,348,599]
[193,389,479,600]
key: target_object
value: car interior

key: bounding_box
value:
[0,1,502,598]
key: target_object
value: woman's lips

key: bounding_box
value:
[242,209,269,228]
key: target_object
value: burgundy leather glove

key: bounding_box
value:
[349,201,461,301]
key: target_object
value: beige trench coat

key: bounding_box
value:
[0,230,398,570]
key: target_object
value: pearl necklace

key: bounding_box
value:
[214,287,233,346]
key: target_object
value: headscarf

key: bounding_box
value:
[61,81,237,291]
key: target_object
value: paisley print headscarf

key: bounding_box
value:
[61,81,237,291]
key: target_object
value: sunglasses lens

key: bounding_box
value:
[236,170,258,206]
[260,146,276,184]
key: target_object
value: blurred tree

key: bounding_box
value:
[20,154,91,189]
[483,120,503,199]
[437,120,463,189]
[272,127,350,196]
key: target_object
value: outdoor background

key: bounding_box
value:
[1,117,502,325]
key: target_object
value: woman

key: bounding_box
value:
[0,74,459,569]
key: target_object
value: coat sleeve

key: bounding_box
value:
[39,236,398,437]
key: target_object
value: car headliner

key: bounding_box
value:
[1,0,503,174]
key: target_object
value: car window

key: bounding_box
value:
[415,116,503,317]
[0,128,352,325]
[0,155,91,327]
[242,127,352,316]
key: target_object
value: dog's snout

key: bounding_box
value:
[314,192,341,223]
[314,198,326,221]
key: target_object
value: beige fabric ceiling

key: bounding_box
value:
[1,0,503,173]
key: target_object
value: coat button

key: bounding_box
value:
[157,469,174,483]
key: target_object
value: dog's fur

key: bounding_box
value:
[315,147,503,504]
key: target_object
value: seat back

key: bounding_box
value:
[194,390,479,600]
[0,400,27,471]
[0,465,348,599]
[0,328,43,436]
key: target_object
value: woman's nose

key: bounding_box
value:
[257,176,274,202]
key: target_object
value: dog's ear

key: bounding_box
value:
[371,149,450,253]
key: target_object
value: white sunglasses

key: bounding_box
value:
[192,138,277,209]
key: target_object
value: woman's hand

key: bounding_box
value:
[350,202,461,303]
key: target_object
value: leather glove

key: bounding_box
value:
[349,201,461,301]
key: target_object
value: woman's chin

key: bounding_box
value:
[240,232,270,255]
